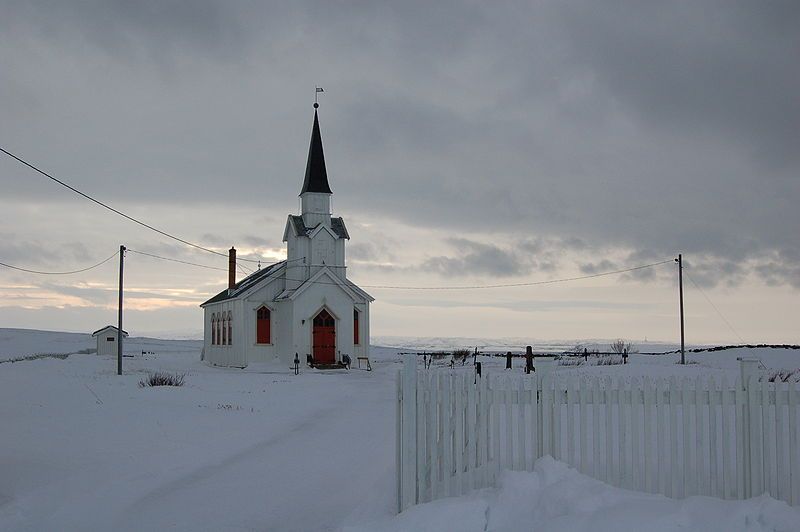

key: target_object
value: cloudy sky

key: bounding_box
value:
[1,1,798,344]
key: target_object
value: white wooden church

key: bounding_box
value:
[201,104,373,368]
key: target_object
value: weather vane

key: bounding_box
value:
[315,86,324,107]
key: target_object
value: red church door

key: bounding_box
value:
[312,309,336,364]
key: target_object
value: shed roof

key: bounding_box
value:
[91,325,129,337]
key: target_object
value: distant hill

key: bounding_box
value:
[0,328,201,362]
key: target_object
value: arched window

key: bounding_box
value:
[221,313,227,346]
[353,308,360,345]
[211,313,217,345]
[227,311,233,345]
[256,306,271,344]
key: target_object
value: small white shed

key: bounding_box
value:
[91,325,128,357]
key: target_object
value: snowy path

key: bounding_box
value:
[0,345,400,532]
[112,377,396,532]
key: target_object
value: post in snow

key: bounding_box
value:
[676,253,685,365]
[117,245,126,376]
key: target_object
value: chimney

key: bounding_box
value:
[228,247,236,291]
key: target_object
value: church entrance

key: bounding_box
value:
[312,309,336,364]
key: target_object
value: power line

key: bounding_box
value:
[684,269,746,343]
[0,250,119,275]
[237,261,254,275]
[123,250,672,290]
[127,249,228,271]
[357,259,674,290]
[129,249,304,273]
[220,257,673,291]
[0,146,265,263]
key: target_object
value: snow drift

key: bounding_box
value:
[348,457,800,532]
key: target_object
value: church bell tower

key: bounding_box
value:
[300,102,332,229]
[283,103,349,290]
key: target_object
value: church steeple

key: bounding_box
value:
[300,104,332,195]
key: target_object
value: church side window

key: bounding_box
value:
[221,313,227,346]
[353,308,360,345]
[227,311,233,345]
[211,313,217,345]
[256,306,271,344]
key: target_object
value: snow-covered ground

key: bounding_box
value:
[0,328,798,531]
[0,327,202,362]
[0,329,401,531]
[347,457,800,532]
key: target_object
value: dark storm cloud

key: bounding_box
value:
[2,1,799,290]
[554,1,800,168]
[755,261,800,290]
[348,242,396,263]
[241,235,273,249]
[580,260,618,275]
[423,238,537,278]
[0,235,105,268]
[0,0,248,61]
[387,297,652,313]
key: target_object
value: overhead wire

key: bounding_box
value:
[0,250,119,275]
[122,251,672,291]
[127,249,228,272]
[684,269,746,343]
[0,146,265,263]
[357,258,674,290]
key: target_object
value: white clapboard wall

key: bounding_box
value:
[397,356,800,512]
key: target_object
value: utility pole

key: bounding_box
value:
[118,245,126,375]
[676,253,685,365]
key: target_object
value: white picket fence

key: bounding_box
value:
[397,356,800,512]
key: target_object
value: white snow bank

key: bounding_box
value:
[346,457,800,532]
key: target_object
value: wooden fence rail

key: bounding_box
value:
[397,356,800,512]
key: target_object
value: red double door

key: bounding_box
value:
[312,309,336,364]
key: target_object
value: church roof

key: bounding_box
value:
[288,215,349,239]
[300,109,332,195]
[275,266,374,303]
[200,260,286,306]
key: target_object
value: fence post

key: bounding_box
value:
[739,357,760,499]
[396,368,402,513]
[535,357,554,459]
[400,353,418,512]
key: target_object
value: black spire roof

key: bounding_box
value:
[300,106,332,195]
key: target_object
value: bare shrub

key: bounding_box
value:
[610,339,636,355]
[597,355,623,366]
[571,344,599,356]
[452,349,471,364]
[139,372,185,388]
